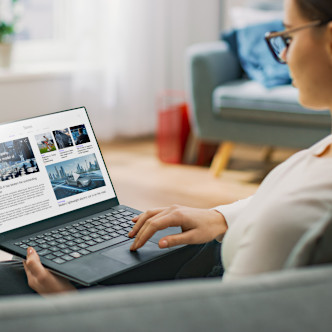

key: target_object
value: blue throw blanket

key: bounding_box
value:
[222,20,291,88]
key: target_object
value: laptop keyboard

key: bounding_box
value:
[14,208,138,264]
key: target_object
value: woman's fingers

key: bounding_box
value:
[130,209,185,251]
[158,229,198,248]
[23,247,76,295]
[128,208,165,238]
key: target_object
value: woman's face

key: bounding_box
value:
[283,0,332,110]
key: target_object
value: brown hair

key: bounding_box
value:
[295,0,332,21]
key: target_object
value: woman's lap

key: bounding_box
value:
[0,241,223,296]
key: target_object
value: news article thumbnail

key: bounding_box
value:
[0,137,39,181]
[70,124,90,145]
[52,129,74,149]
[46,153,106,200]
[35,132,56,154]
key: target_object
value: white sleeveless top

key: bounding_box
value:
[215,135,332,282]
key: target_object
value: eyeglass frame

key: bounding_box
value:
[265,19,330,64]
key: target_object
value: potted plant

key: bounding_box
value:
[0,0,21,68]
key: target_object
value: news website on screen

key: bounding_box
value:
[0,108,116,234]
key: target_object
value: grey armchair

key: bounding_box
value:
[186,40,331,176]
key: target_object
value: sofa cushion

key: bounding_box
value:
[284,211,332,269]
[213,79,330,127]
[222,20,291,88]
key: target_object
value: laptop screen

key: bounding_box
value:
[0,107,116,234]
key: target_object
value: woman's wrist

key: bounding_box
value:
[211,209,228,242]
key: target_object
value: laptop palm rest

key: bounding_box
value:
[101,241,169,265]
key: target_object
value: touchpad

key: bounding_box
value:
[101,241,169,266]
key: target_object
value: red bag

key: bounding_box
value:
[157,91,190,164]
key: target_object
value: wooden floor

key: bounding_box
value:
[0,137,298,261]
[100,137,298,209]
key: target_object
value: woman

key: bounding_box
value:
[19,0,332,293]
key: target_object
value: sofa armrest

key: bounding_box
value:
[1,266,332,332]
[186,41,242,139]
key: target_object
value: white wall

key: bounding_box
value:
[0,74,73,122]
[0,0,221,140]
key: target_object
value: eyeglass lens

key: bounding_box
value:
[270,36,287,61]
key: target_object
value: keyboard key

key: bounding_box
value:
[49,247,59,252]
[45,254,56,260]
[62,249,72,254]
[53,251,65,257]
[53,258,65,264]
[38,249,51,256]
[88,236,128,252]
[70,252,81,258]
[122,211,132,216]
[86,240,97,246]
[78,243,89,248]
[78,249,90,256]
[62,255,74,261]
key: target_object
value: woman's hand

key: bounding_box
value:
[23,247,76,295]
[129,205,228,251]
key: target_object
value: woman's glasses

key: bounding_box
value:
[265,20,329,64]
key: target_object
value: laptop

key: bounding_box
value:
[0,107,183,286]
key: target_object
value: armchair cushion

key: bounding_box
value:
[222,20,291,88]
[213,79,330,127]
